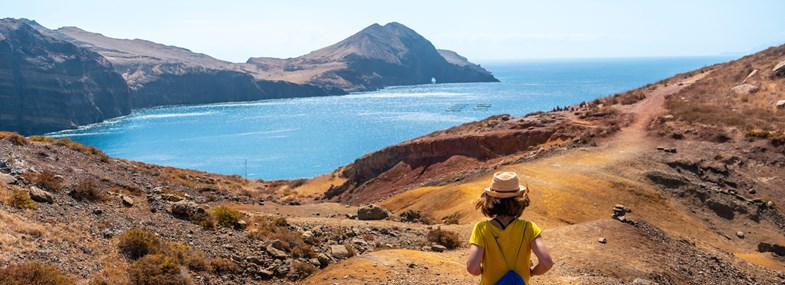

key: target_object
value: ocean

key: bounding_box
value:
[47,56,734,179]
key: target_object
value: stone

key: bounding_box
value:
[317,253,333,266]
[246,256,264,265]
[121,195,134,207]
[161,193,184,202]
[302,230,314,244]
[330,244,352,259]
[357,204,389,220]
[741,69,758,83]
[777,100,785,109]
[266,244,288,259]
[235,220,247,230]
[736,231,745,239]
[171,201,201,218]
[0,173,17,184]
[598,237,607,244]
[774,60,785,76]
[28,186,53,204]
[258,269,274,278]
[730,84,759,94]
[431,244,447,252]
[758,242,785,256]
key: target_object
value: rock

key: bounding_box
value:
[235,219,247,230]
[28,186,53,204]
[431,244,447,252]
[317,253,333,266]
[741,69,758,83]
[598,237,607,244]
[330,244,352,259]
[161,193,184,202]
[632,278,657,285]
[774,60,785,76]
[777,100,785,109]
[706,199,735,220]
[0,173,17,184]
[266,244,288,259]
[121,195,134,207]
[736,231,745,239]
[357,204,389,220]
[731,84,759,94]
[645,171,688,189]
[758,242,785,256]
[170,201,201,219]
[302,231,315,244]
[399,209,422,223]
[246,256,264,265]
[258,269,274,278]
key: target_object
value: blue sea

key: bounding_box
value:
[48,57,733,179]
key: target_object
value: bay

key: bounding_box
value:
[48,56,734,179]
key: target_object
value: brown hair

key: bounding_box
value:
[475,192,530,218]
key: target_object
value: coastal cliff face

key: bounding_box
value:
[246,22,499,92]
[0,19,129,135]
[56,27,341,109]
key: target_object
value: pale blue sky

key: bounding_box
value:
[3,0,784,63]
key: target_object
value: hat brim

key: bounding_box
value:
[484,185,527,199]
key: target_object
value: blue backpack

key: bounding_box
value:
[492,221,528,285]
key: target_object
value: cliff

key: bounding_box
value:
[56,27,341,108]
[246,22,499,92]
[0,19,130,135]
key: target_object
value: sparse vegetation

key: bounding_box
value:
[127,254,189,285]
[118,229,163,260]
[0,262,75,285]
[1,132,28,146]
[287,178,308,189]
[427,228,461,250]
[288,260,317,280]
[24,170,63,192]
[71,178,109,202]
[210,257,241,275]
[11,188,36,209]
[211,206,243,228]
[442,213,461,225]
[247,216,316,258]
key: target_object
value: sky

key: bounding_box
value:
[2,0,785,63]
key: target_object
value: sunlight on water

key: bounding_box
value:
[49,57,733,179]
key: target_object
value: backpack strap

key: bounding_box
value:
[491,220,528,270]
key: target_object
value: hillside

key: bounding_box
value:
[2,38,785,284]
[0,19,130,135]
[246,22,498,91]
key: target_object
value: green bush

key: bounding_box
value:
[0,262,75,285]
[11,189,36,209]
[427,228,462,250]
[127,254,188,285]
[211,206,242,228]
[118,229,162,260]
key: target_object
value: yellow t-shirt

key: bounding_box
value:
[469,219,542,285]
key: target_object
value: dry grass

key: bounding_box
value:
[22,170,63,192]
[118,229,163,260]
[211,206,243,228]
[71,178,110,202]
[289,260,317,280]
[426,228,461,249]
[210,257,241,275]
[10,188,36,209]
[0,262,75,285]
[127,254,189,285]
[0,132,29,146]
[247,216,316,258]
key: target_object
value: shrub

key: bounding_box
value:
[247,216,315,258]
[288,260,317,280]
[210,257,241,275]
[71,178,109,202]
[3,133,28,146]
[0,262,75,285]
[211,206,243,228]
[287,178,308,189]
[190,211,216,230]
[118,229,162,260]
[28,135,56,143]
[11,189,36,209]
[127,254,188,285]
[26,170,62,192]
[184,251,210,272]
[442,213,461,225]
[427,228,462,250]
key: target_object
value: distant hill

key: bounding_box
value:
[0,19,130,135]
[246,22,498,91]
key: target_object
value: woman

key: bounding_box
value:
[466,171,554,284]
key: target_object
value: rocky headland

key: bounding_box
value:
[0,18,496,135]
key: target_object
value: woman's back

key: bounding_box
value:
[470,219,542,285]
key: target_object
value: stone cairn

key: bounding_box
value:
[612,204,636,225]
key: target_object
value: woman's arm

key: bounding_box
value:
[466,244,484,275]
[530,235,554,276]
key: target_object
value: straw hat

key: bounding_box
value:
[484,171,528,198]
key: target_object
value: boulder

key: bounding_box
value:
[317,253,333,266]
[776,100,785,109]
[358,204,389,220]
[645,171,688,189]
[330,244,352,259]
[758,242,785,256]
[28,186,53,203]
[235,219,248,230]
[774,60,785,76]
[266,244,288,259]
[736,231,745,239]
[171,201,203,219]
[0,173,17,184]
[121,195,134,207]
[730,84,759,94]
[431,244,447,252]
